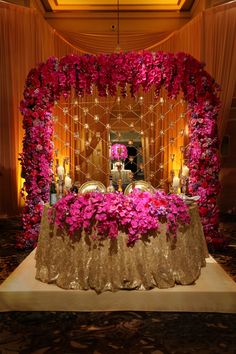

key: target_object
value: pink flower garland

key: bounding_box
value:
[48,190,191,245]
[18,51,222,249]
[111,144,128,161]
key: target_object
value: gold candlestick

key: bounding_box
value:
[116,161,123,193]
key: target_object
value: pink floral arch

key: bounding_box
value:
[18,51,222,249]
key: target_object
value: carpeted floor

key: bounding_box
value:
[0,217,236,354]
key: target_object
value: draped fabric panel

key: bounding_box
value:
[202,3,236,141]
[0,1,235,215]
[0,3,82,215]
[57,31,171,54]
[146,13,203,60]
[146,3,236,142]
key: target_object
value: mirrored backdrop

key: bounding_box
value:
[52,87,189,192]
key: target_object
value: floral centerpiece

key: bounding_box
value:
[48,189,190,246]
[110,144,128,191]
[111,144,128,161]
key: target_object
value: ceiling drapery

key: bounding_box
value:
[57,31,171,54]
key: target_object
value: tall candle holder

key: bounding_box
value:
[63,156,70,175]
[57,165,65,199]
[180,165,189,195]
[111,144,128,193]
[181,175,188,195]
[58,175,64,199]
[115,161,123,193]
[172,175,180,194]
[65,174,72,194]
[169,169,175,193]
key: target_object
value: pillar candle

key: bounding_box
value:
[57,165,64,177]
[173,176,180,188]
[65,175,72,188]
[182,165,189,177]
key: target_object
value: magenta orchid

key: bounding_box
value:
[49,190,191,246]
[19,51,222,249]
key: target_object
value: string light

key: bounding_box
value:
[53,94,188,189]
[149,105,154,112]
[73,115,79,123]
[74,132,80,139]
[160,129,165,136]
[63,107,69,115]
[139,96,144,105]
[83,108,89,115]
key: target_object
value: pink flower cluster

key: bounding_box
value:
[49,190,191,245]
[18,51,222,249]
[187,100,222,248]
[111,144,128,161]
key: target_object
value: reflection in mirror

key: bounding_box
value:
[110,131,144,191]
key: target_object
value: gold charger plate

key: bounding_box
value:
[79,181,106,194]
[124,180,155,195]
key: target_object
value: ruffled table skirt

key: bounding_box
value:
[35,204,208,293]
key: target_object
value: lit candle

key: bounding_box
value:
[65,175,72,188]
[173,176,180,188]
[182,165,189,177]
[57,165,64,177]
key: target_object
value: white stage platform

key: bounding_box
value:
[0,249,236,313]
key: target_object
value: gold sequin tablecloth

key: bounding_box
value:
[35,204,208,293]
